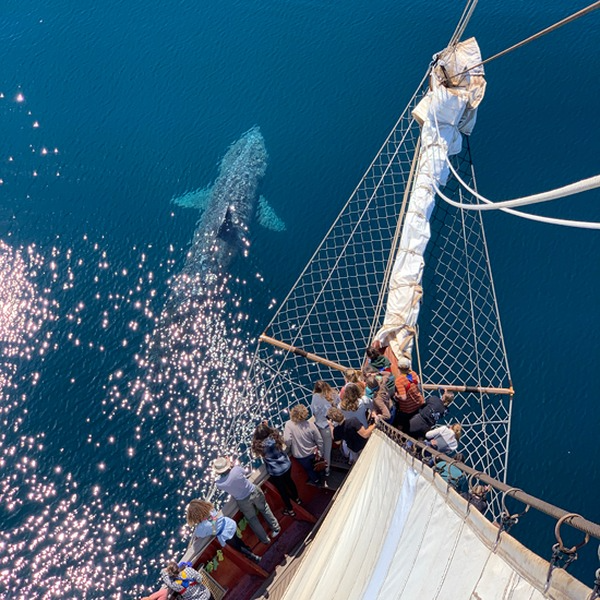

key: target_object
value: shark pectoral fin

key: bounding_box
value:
[171,185,213,211]
[257,195,286,232]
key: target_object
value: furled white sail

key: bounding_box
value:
[374,38,487,361]
[277,432,591,600]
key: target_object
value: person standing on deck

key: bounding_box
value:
[394,357,425,432]
[311,380,340,477]
[364,375,393,423]
[362,364,397,401]
[283,404,325,486]
[339,383,371,428]
[339,368,366,401]
[213,457,280,545]
[251,422,302,517]
[327,407,380,465]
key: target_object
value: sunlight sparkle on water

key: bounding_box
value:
[0,228,263,597]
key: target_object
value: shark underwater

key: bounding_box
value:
[170,125,285,297]
[128,128,285,482]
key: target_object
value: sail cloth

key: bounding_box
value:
[277,432,591,600]
[374,38,487,360]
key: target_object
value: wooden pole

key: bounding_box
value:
[258,334,351,372]
[258,334,514,396]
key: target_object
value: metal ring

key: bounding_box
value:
[554,513,590,554]
[467,471,485,494]
[432,456,444,473]
[501,487,530,520]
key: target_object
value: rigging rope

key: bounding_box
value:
[429,110,600,229]
[434,166,600,229]
[448,0,478,48]
[455,1,600,76]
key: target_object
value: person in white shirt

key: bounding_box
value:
[425,423,462,455]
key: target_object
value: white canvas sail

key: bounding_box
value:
[277,432,591,600]
[374,38,487,361]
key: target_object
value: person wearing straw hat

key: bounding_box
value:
[213,456,280,545]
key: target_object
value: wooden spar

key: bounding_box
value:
[258,334,351,372]
[421,383,514,395]
[258,334,514,396]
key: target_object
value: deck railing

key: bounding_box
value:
[377,420,600,542]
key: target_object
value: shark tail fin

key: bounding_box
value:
[257,196,286,232]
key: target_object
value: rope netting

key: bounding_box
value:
[418,138,513,516]
[229,74,513,519]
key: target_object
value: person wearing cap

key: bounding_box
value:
[394,355,425,432]
[283,404,325,486]
[213,457,280,545]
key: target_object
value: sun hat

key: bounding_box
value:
[212,456,231,475]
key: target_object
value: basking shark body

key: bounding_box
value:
[170,126,284,298]
[132,128,284,435]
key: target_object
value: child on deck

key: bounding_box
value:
[141,560,211,600]
[186,499,261,563]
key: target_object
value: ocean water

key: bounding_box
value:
[1,0,599,597]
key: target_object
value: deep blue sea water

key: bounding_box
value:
[1,1,599,597]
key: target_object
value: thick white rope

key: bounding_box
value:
[444,154,600,228]
[429,111,600,229]
[434,165,600,230]
[436,170,600,211]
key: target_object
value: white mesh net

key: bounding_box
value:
[229,74,512,519]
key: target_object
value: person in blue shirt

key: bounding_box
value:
[186,499,260,563]
[434,452,467,493]
[212,457,280,544]
[252,423,302,517]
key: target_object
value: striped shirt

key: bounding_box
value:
[396,370,425,414]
